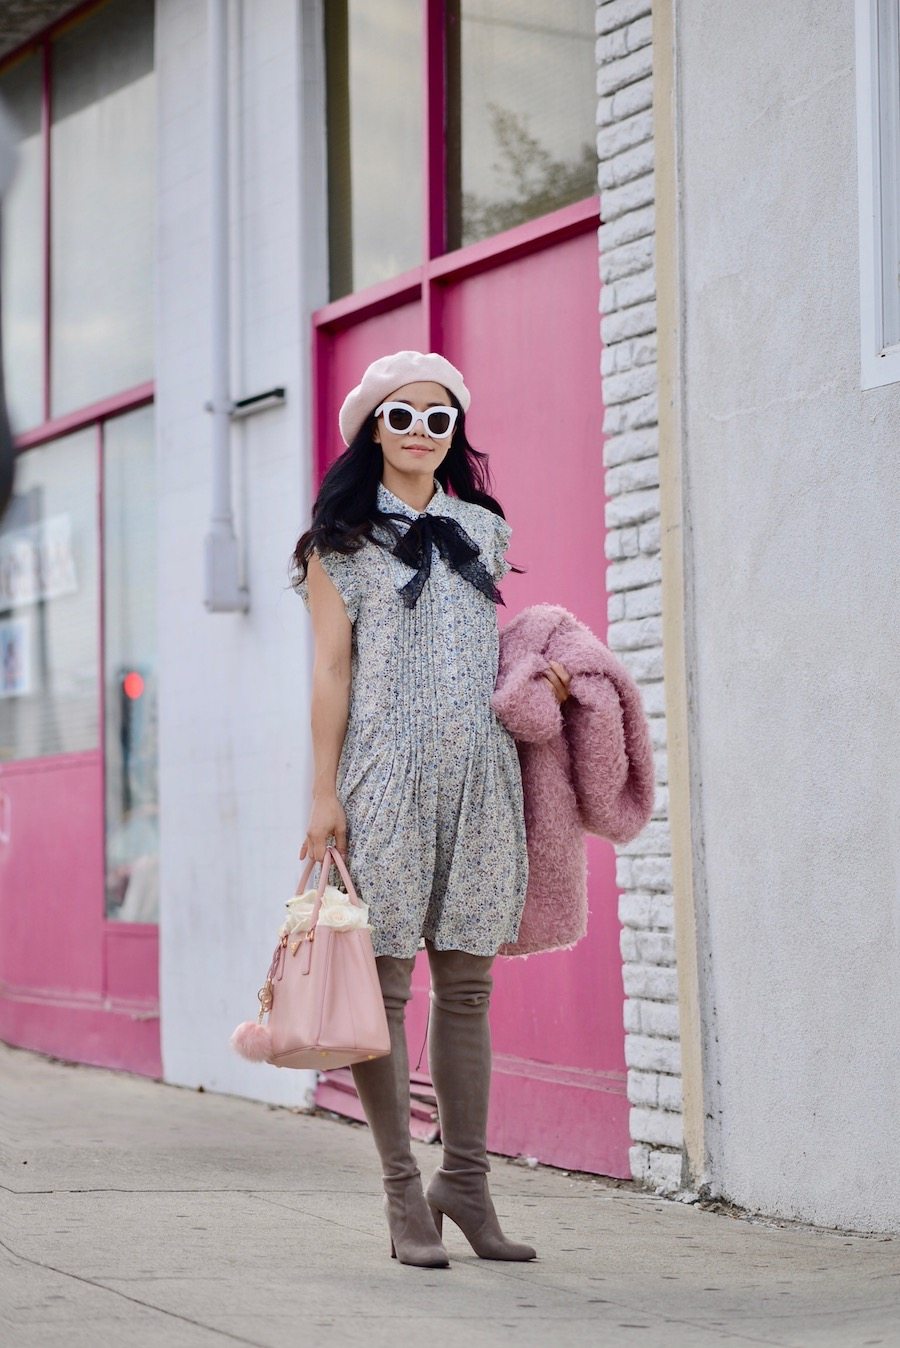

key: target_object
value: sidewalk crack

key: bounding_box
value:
[0,1235,266,1347]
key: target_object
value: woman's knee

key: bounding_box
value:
[375,954,417,1012]
[425,941,494,1012]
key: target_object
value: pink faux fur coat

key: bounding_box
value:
[491,603,655,958]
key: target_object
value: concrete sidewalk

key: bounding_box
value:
[1,1043,897,1348]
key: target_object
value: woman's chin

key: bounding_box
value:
[387,459,436,480]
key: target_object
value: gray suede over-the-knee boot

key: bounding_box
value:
[349,953,450,1267]
[423,941,537,1261]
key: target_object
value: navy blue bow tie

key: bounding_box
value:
[390,513,504,609]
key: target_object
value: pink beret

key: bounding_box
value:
[338,350,471,446]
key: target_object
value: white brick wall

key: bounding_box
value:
[596,0,684,1195]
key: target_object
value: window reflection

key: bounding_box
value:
[103,405,158,923]
[447,0,597,248]
[0,52,44,433]
[0,431,99,759]
[325,0,423,298]
[50,0,155,416]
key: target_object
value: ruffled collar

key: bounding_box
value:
[376,477,447,519]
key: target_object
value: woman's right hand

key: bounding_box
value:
[300,792,348,863]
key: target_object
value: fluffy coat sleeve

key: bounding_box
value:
[491,604,655,846]
[563,665,655,844]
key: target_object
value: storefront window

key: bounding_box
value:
[50,0,155,416]
[446,0,597,248]
[103,405,157,923]
[325,0,423,298]
[0,52,44,433]
[0,430,99,759]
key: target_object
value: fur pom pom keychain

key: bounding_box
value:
[230,1018,273,1062]
[229,940,282,1063]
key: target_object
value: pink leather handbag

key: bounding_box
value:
[230,846,391,1070]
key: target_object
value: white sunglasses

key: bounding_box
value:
[374,400,459,439]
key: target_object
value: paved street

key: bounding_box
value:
[1,1043,897,1347]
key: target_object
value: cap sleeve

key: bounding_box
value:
[297,546,361,624]
[487,513,513,581]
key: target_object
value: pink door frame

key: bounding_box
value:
[0,0,161,1072]
[310,3,628,1176]
[0,398,161,1077]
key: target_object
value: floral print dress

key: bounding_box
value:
[297,477,529,958]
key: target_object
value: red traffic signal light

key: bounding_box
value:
[122,670,145,700]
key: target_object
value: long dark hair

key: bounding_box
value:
[289,391,522,590]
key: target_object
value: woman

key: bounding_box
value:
[292,351,570,1268]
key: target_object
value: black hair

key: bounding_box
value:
[289,389,522,591]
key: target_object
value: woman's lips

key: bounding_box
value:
[403,444,431,454]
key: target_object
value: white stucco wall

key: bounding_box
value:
[675,0,900,1231]
[156,0,327,1105]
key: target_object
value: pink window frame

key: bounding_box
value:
[2,0,156,446]
[311,0,602,481]
[1,0,156,940]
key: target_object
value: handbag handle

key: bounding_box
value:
[322,845,363,907]
[296,846,364,979]
[294,845,365,929]
[259,846,365,1008]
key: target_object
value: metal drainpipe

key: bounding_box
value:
[203,0,249,613]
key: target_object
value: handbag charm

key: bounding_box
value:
[230,846,391,1070]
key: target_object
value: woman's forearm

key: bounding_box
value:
[310,656,351,797]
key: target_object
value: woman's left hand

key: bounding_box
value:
[543,660,572,704]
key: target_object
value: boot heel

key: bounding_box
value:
[428,1204,443,1236]
[383,1179,450,1267]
